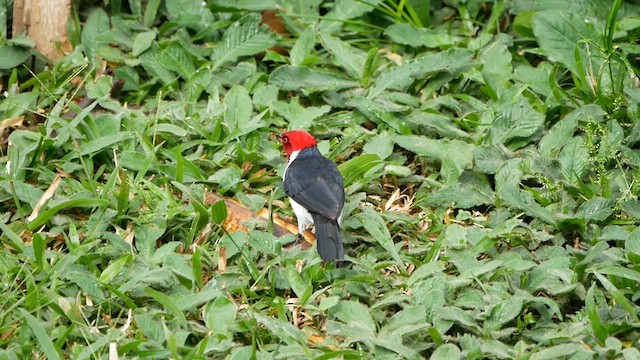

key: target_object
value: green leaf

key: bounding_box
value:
[495,159,555,224]
[269,65,359,94]
[368,48,473,99]
[290,28,316,66]
[144,288,188,325]
[140,46,177,85]
[558,137,589,186]
[486,89,544,147]
[81,8,110,63]
[431,344,461,360]
[85,75,113,101]
[385,23,459,48]
[357,206,404,268]
[530,344,591,360]
[426,171,495,208]
[0,45,31,69]
[532,11,599,76]
[330,300,376,336]
[224,85,253,132]
[576,197,613,222]
[585,284,608,344]
[211,200,228,225]
[211,13,278,71]
[205,296,237,334]
[19,309,62,360]
[157,42,196,79]
[27,198,111,231]
[212,0,276,10]
[99,254,132,283]
[319,32,367,79]
[338,154,384,188]
[594,272,640,322]
[132,30,156,57]
[253,312,307,345]
[271,99,331,130]
[318,0,382,34]
[394,135,474,183]
[286,265,312,304]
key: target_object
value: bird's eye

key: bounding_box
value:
[282,136,289,143]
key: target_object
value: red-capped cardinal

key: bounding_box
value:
[279,130,345,262]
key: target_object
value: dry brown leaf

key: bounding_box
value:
[205,192,316,250]
[0,116,25,134]
[218,246,227,272]
[27,174,62,222]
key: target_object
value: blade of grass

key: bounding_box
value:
[19,309,63,360]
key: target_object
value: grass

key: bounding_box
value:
[1,0,640,358]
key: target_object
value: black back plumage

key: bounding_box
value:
[284,147,344,221]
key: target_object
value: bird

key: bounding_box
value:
[279,130,345,263]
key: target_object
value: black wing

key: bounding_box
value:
[284,155,344,221]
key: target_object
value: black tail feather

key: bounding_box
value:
[312,215,343,262]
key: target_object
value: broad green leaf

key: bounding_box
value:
[318,0,382,34]
[271,99,331,130]
[368,48,473,99]
[436,306,480,333]
[576,197,613,222]
[625,228,640,263]
[205,296,237,334]
[431,344,461,360]
[558,136,589,186]
[0,45,31,69]
[253,312,307,345]
[286,265,312,303]
[211,13,278,71]
[394,135,474,183]
[530,344,592,360]
[132,30,156,57]
[495,159,555,224]
[157,42,196,79]
[212,0,276,10]
[357,206,404,268]
[81,8,110,63]
[532,11,599,76]
[211,200,228,225]
[362,134,394,160]
[135,217,167,259]
[99,254,132,282]
[224,85,253,132]
[538,105,604,159]
[163,252,194,282]
[269,65,359,94]
[473,145,509,174]
[406,111,471,140]
[85,75,113,101]
[330,300,376,336]
[485,298,523,332]
[385,23,459,48]
[480,36,513,90]
[486,89,544,148]
[319,32,367,79]
[290,28,316,66]
[140,46,177,85]
[426,171,495,208]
